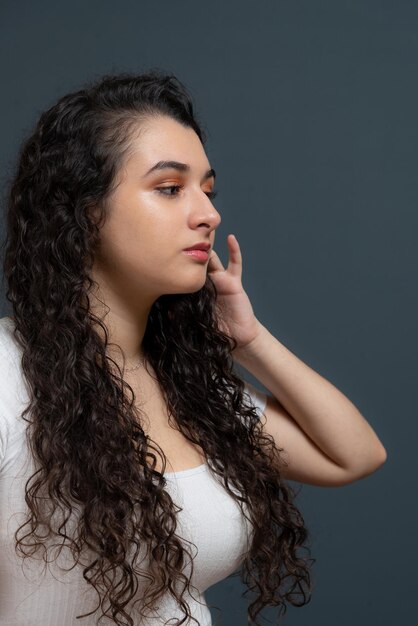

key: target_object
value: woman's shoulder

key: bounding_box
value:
[0,315,25,400]
[0,316,19,362]
[0,316,25,471]
[0,315,15,335]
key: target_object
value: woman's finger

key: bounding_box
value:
[225,234,242,279]
[207,248,225,272]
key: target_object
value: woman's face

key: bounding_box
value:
[92,115,221,306]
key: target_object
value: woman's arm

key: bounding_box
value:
[235,320,387,487]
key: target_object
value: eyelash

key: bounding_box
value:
[156,185,218,200]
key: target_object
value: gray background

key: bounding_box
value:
[0,1,416,624]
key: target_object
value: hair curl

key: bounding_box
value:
[1,70,315,626]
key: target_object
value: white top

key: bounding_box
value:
[0,316,267,626]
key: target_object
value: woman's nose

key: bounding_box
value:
[193,195,221,229]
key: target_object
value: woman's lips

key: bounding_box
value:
[183,249,209,261]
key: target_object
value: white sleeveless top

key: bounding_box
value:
[0,316,267,626]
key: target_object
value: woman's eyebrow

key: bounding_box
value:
[143,160,216,182]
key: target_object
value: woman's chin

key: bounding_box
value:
[167,275,208,294]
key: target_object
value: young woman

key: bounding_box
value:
[0,71,386,626]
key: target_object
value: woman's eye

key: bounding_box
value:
[156,185,218,200]
[156,185,184,197]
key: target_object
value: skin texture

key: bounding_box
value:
[89,115,221,370]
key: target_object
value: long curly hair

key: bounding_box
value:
[1,70,315,626]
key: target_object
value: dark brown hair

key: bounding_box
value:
[1,70,315,626]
